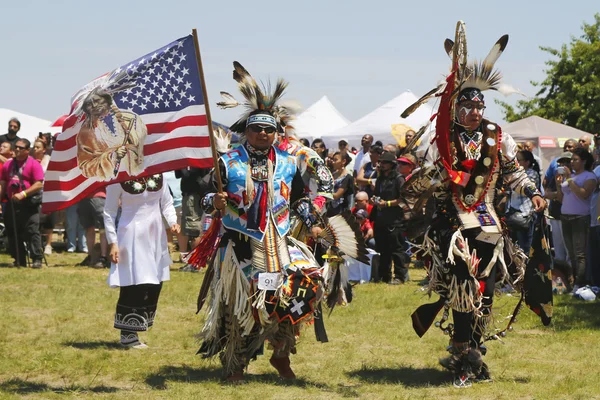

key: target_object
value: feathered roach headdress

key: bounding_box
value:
[401,22,520,120]
[216,61,301,135]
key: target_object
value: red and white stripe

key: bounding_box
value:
[41,104,212,213]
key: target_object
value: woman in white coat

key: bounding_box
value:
[104,173,180,348]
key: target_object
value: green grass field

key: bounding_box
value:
[1,250,599,399]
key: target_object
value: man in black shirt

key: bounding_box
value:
[0,118,22,163]
[175,166,211,271]
[370,151,408,284]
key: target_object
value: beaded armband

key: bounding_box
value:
[202,193,216,213]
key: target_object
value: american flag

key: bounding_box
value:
[42,34,212,213]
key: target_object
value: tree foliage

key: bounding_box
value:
[498,14,600,134]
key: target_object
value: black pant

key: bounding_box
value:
[374,223,407,283]
[114,283,163,332]
[5,201,42,265]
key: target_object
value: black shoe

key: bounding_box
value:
[77,255,91,267]
[473,362,492,383]
[32,260,43,269]
[93,256,109,269]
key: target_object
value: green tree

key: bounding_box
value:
[498,13,600,134]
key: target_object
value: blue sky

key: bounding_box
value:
[1,0,597,134]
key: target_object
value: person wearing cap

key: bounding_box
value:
[355,208,374,248]
[397,154,416,176]
[370,150,408,284]
[405,28,546,386]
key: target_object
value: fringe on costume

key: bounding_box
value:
[199,241,257,373]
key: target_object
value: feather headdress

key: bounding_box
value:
[402,23,520,119]
[216,61,301,134]
[448,34,508,95]
[70,69,138,117]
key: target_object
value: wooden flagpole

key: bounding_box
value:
[192,28,223,192]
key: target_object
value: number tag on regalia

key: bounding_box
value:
[258,272,283,291]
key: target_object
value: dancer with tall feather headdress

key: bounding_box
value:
[196,62,368,381]
[399,21,547,387]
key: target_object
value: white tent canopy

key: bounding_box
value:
[320,91,434,149]
[0,108,61,142]
[293,96,350,143]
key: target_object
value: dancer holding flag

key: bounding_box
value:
[195,62,366,381]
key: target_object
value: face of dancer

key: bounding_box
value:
[245,124,276,150]
[457,100,485,131]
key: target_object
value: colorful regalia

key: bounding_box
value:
[196,62,366,381]
[398,21,550,387]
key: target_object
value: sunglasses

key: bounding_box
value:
[15,145,28,150]
[312,145,325,149]
[249,125,276,134]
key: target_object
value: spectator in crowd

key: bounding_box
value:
[383,143,399,157]
[37,132,54,156]
[298,138,310,147]
[0,118,21,163]
[397,154,417,176]
[545,139,577,188]
[578,135,592,152]
[78,188,109,268]
[399,130,416,155]
[338,139,356,173]
[543,140,577,263]
[506,150,541,254]
[587,159,600,286]
[163,171,183,259]
[175,166,211,271]
[327,151,354,217]
[356,145,383,197]
[370,151,407,284]
[0,141,14,168]
[32,138,54,255]
[352,191,373,216]
[355,208,375,249]
[556,147,597,290]
[593,135,600,168]
[104,173,179,348]
[522,140,543,170]
[0,139,44,268]
[0,141,13,216]
[353,134,373,177]
[32,139,51,171]
[311,138,328,162]
[65,204,87,253]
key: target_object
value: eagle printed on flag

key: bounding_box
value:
[42,35,212,213]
